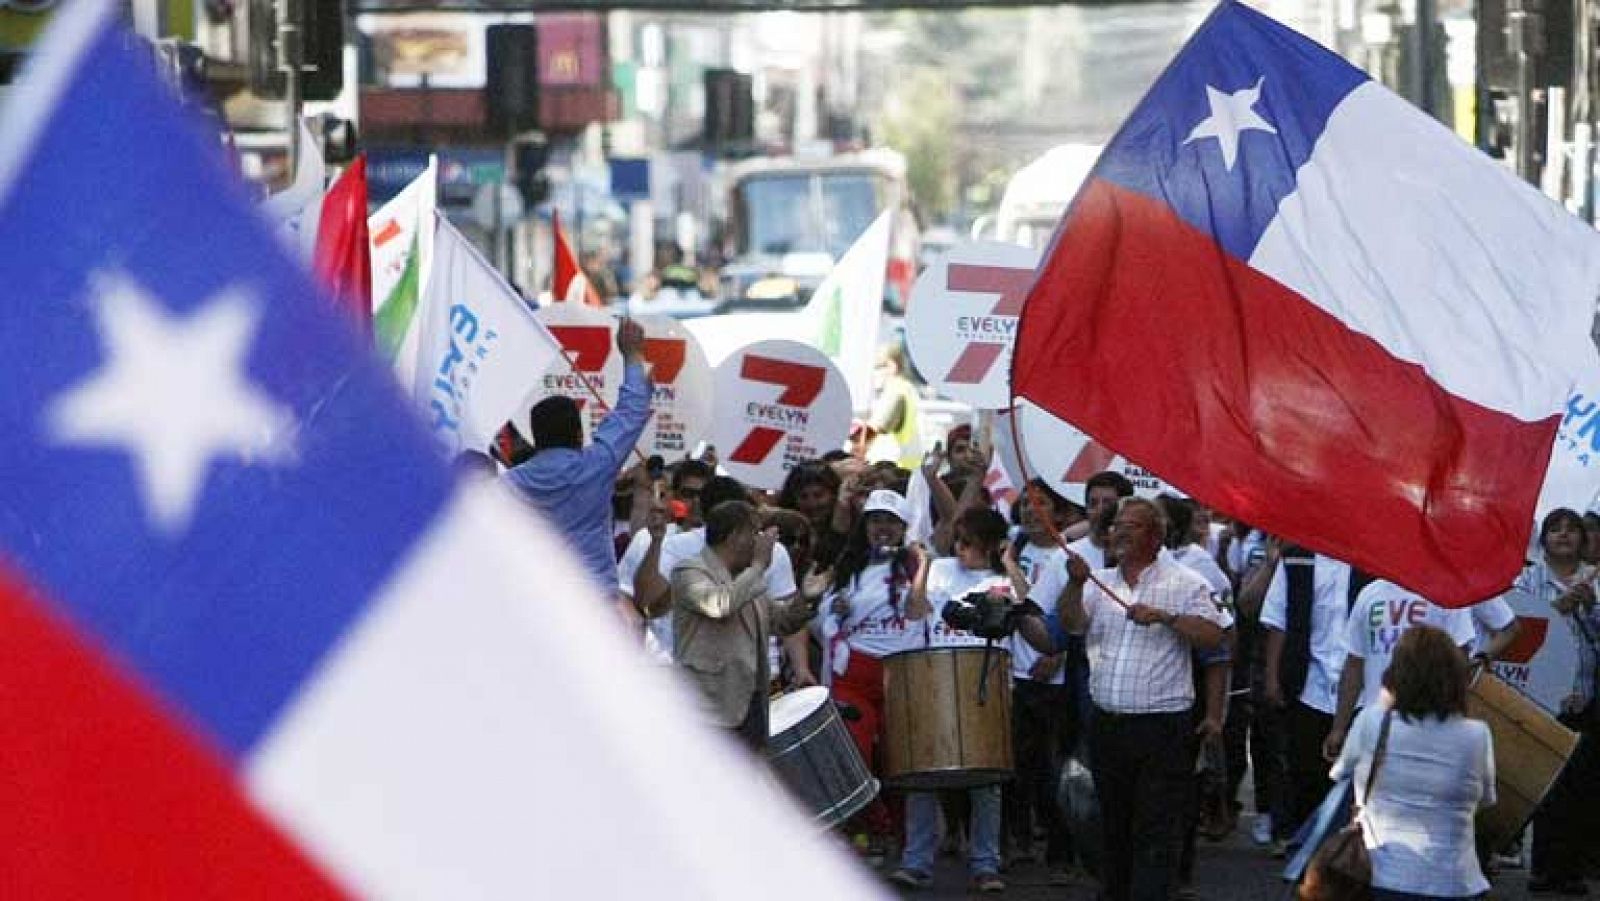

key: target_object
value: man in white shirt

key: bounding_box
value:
[1258,547,1370,845]
[616,460,712,661]
[1323,579,1477,759]
[1005,481,1077,877]
[1058,497,1227,901]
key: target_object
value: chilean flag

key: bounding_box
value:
[1012,1,1600,607]
[0,3,880,896]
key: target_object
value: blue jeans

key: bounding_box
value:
[902,785,1002,876]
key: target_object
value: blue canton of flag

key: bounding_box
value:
[0,11,451,758]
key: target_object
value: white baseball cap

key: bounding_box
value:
[862,489,910,523]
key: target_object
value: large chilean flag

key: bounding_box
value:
[0,2,880,896]
[1012,1,1600,607]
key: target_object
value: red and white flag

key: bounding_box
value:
[1011,2,1600,606]
[552,209,602,307]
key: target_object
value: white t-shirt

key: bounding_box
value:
[1225,529,1265,579]
[1468,596,1517,656]
[1342,580,1477,709]
[648,527,798,661]
[923,558,1012,649]
[1330,704,1494,897]
[1173,544,1232,607]
[1008,543,1067,685]
[1065,535,1108,570]
[1259,555,1356,715]
[824,560,921,660]
[616,525,682,662]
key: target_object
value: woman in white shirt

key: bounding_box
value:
[1329,625,1494,900]
[818,489,923,859]
[890,506,1052,894]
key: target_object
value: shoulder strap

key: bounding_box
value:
[1360,709,1395,809]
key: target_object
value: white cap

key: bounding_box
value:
[862,489,910,523]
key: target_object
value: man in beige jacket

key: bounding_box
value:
[671,499,821,749]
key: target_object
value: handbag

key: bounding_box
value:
[1297,709,1394,901]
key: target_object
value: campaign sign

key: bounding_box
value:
[712,340,852,491]
[633,315,714,460]
[533,304,623,442]
[1491,604,1579,716]
[1015,399,1174,504]
[906,241,1041,409]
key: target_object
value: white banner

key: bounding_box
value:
[712,340,852,491]
[633,314,713,460]
[415,218,561,455]
[905,240,1040,409]
[370,158,439,382]
[533,304,624,444]
[259,120,326,265]
[802,210,893,411]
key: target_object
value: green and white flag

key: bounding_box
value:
[369,158,438,382]
[803,209,892,411]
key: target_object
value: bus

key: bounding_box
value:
[716,148,919,312]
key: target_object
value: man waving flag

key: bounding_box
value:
[1012,0,1600,607]
[0,3,881,897]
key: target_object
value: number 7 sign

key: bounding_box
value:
[713,340,851,491]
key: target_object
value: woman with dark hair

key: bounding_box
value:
[777,461,847,568]
[1510,507,1600,894]
[1328,625,1494,900]
[891,506,1052,894]
[817,488,922,861]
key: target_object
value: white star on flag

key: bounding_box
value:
[1184,77,1278,171]
[47,271,298,535]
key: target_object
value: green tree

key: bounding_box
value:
[879,67,959,220]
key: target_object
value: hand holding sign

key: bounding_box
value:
[617,317,646,363]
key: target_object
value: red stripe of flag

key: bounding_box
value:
[0,562,350,899]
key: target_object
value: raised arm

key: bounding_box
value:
[587,318,654,469]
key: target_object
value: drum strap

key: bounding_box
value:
[1282,549,1316,700]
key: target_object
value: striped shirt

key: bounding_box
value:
[1078,555,1227,714]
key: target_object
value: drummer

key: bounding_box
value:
[889,506,1055,894]
[818,488,923,858]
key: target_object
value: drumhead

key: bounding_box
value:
[769,686,831,735]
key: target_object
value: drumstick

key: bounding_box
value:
[1023,482,1133,612]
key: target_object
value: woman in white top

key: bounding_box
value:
[1329,625,1494,900]
[819,489,923,855]
[891,506,1052,894]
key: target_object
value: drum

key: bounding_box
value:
[766,687,879,827]
[882,645,1013,790]
[1467,670,1580,850]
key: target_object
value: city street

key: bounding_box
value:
[849,817,1544,900]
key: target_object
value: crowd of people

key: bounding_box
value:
[476,323,1600,900]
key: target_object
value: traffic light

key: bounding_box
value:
[486,24,540,137]
[246,0,344,101]
[703,68,754,155]
[511,136,550,208]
